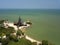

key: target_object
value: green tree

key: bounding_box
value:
[42,40,48,45]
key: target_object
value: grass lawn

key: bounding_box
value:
[8,38,32,45]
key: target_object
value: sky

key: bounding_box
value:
[0,0,60,9]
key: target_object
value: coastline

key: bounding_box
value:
[25,35,42,45]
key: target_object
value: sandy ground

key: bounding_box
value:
[25,35,42,45]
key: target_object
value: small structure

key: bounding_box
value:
[3,16,32,34]
[14,17,23,27]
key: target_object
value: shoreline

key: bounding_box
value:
[3,20,42,45]
[25,35,42,45]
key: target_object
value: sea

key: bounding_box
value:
[0,9,60,45]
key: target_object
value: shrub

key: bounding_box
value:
[16,30,22,36]
[9,35,18,42]
[42,40,55,45]
[42,40,48,45]
[1,38,10,45]
[0,20,4,24]
[32,42,37,45]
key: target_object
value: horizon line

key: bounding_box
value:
[0,8,60,9]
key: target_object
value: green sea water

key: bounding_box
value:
[0,9,60,45]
